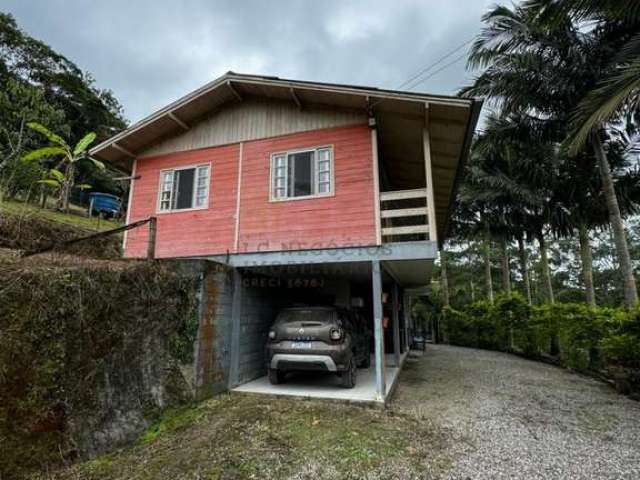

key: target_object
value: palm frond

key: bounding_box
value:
[73,132,96,156]
[37,179,62,188]
[26,122,68,148]
[22,146,67,162]
[568,59,640,154]
[87,157,105,170]
[48,168,65,182]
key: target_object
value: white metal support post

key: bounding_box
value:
[372,260,386,400]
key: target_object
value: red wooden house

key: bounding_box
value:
[91,72,481,404]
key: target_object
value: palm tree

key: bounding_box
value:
[469,113,560,304]
[23,123,103,212]
[525,0,640,152]
[451,190,496,304]
[462,2,640,308]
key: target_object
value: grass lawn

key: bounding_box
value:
[35,392,451,480]
[0,199,121,232]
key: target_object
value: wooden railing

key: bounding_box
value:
[379,188,431,242]
[22,217,157,259]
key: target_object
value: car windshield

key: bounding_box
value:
[276,308,334,325]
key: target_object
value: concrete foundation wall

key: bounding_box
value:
[191,265,285,395]
[236,279,284,385]
[189,262,235,398]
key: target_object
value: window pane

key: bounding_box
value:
[159,171,174,210]
[317,149,330,161]
[175,168,195,209]
[289,151,313,197]
[196,195,207,207]
[318,182,330,193]
[318,171,330,182]
[197,166,209,181]
[318,160,330,172]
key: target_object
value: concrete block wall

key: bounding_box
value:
[193,263,234,398]
[236,281,283,384]
[192,263,362,393]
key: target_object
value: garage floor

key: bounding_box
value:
[232,353,407,404]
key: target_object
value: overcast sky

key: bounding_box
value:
[4,0,494,124]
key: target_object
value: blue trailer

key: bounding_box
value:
[88,193,121,218]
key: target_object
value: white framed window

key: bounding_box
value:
[157,164,210,212]
[270,146,334,201]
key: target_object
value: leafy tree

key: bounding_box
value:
[23,123,103,212]
[0,12,126,203]
[461,2,640,308]
[0,12,126,141]
[0,78,66,200]
[522,0,640,153]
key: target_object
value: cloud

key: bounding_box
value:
[3,0,491,123]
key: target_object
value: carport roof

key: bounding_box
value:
[90,71,482,243]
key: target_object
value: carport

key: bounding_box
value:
[203,241,436,405]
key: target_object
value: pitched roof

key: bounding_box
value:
[91,71,482,244]
[91,71,477,167]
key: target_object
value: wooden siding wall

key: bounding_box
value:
[140,98,367,158]
[125,143,240,258]
[124,124,376,258]
[237,125,376,253]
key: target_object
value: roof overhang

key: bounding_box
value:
[91,72,482,244]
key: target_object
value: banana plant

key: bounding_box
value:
[38,168,91,194]
[23,122,104,212]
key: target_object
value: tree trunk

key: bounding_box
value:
[500,237,511,295]
[483,235,494,303]
[470,280,476,302]
[538,234,555,304]
[440,249,450,306]
[517,233,532,305]
[578,223,596,307]
[593,134,638,309]
[60,163,74,213]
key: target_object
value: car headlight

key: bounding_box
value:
[268,330,276,340]
[330,328,342,340]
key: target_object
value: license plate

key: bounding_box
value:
[291,342,312,349]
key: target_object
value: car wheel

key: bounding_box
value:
[340,359,356,388]
[268,369,284,385]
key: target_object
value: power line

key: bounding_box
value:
[369,37,474,110]
[395,37,474,91]
[405,52,469,91]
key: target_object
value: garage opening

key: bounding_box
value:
[227,260,411,404]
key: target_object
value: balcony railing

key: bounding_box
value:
[379,188,433,242]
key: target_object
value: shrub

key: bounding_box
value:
[493,293,531,353]
[442,306,475,347]
[600,307,640,367]
[441,295,640,396]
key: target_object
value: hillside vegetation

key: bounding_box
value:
[0,203,199,479]
[31,389,450,480]
[0,200,122,259]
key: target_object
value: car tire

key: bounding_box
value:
[268,368,284,385]
[340,359,357,388]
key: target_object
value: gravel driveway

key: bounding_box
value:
[392,344,640,480]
